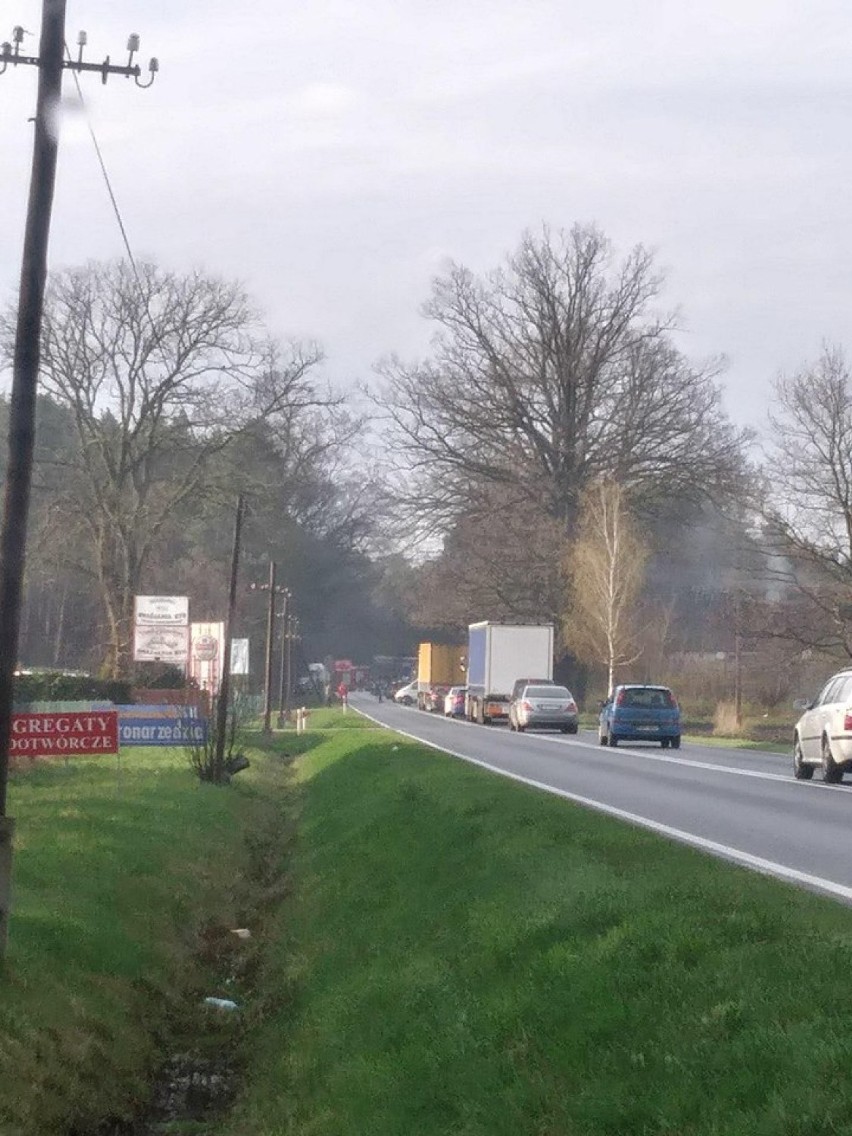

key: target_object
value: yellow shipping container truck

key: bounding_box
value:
[417,643,465,711]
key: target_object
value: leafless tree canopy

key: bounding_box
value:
[1,260,344,675]
[763,345,852,655]
[374,225,751,538]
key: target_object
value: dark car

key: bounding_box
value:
[599,685,681,748]
[510,677,558,702]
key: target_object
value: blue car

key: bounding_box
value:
[599,684,681,749]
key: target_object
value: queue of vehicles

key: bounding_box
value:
[397,622,681,745]
[383,625,852,783]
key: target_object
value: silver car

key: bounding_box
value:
[793,668,852,782]
[509,684,579,734]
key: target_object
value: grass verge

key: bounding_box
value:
[0,742,295,1135]
[225,715,852,1136]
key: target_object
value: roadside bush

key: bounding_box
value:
[713,700,741,736]
[13,671,132,706]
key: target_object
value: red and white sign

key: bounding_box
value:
[10,711,119,758]
[190,621,225,692]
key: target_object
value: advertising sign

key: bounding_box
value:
[133,625,189,665]
[190,622,225,692]
[134,596,189,625]
[10,711,119,758]
[134,595,190,666]
[114,706,207,747]
[230,638,250,675]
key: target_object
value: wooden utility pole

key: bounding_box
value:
[276,591,290,726]
[262,562,277,736]
[213,495,244,781]
[0,9,158,959]
[285,616,299,719]
[0,0,66,963]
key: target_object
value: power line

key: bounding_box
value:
[64,43,144,292]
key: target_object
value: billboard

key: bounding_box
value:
[114,705,207,746]
[134,595,189,625]
[10,711,119,758]
[230,638,250,675]
[134,595,189,666]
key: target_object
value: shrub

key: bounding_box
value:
[13,671,132,706]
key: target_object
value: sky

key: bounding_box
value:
[2,0,852,429]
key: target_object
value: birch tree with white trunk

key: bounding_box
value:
[565,478,648,691]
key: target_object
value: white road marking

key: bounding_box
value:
[353,704,852,904]
[376,703,847,792]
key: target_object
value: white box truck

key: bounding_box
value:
[465,622,554,724]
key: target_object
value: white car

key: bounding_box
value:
[793,668,852,782]
[393,680,418,706]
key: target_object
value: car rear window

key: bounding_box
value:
[526,686,571,699]
[618,687,675,708]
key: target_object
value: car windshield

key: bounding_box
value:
[526,686,570,699]
[619,687,675,708]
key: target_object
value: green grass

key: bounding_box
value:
[682,733,788,754]
[1,743,294,1136]
[224,723,852,1136]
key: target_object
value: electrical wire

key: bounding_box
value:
[63,42,155,329]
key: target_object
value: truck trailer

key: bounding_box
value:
[416,642,466,711]
[466,622,554,724]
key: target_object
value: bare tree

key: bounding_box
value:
[374,225,750,541]
[762,345,852,657]
[564,479,648,692]
[2,260,334,676]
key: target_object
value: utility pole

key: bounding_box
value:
[285,615,300,719]
[250,564,288,736]
[214,495,244,782]
[0,10,158,960]
[276,590,291,726]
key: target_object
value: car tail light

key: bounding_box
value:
[565,700,577,712]
[521,701,533,712]
[844,709,852,732]
[615,690,625,706]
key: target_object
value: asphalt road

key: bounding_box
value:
[349,693,852,905]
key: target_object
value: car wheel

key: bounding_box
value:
[560,725,569,734]
[661,739,669,749]
[821,735,843,783]
[608,735,618,747]
[517,724,525,733]
[793,737,814,780]
[670,736,681,750]
[568,724,578,734]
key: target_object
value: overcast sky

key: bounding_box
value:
[2,0,851,428]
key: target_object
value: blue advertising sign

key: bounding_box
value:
[113,705,208,747]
